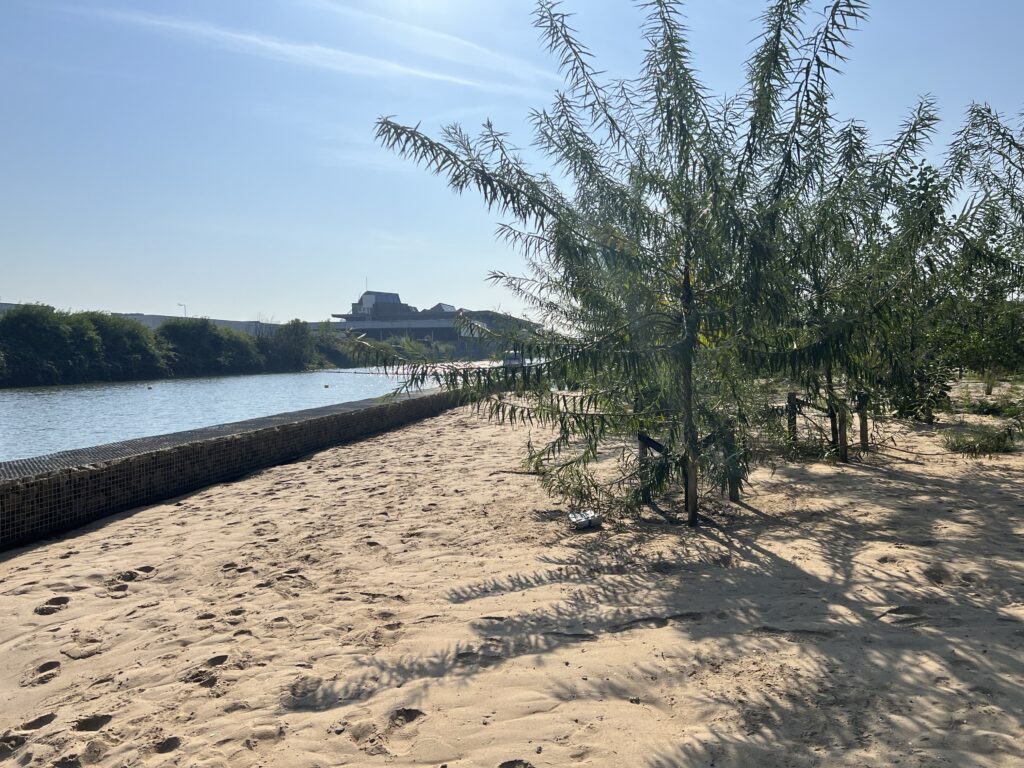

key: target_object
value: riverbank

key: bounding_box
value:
[0,304,491,391]
[1,410,1021,766]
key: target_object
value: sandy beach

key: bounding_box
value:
[1,409,1022,767]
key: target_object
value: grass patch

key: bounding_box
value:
[942,424,1016,456]
[960,397,1023,418]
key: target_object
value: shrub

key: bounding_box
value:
[0,304,100,385]
[157,318,264,377]
[961,394,1023,418]
[942,424,1015,456]
[79,312,165,380]
[264,319,316,372]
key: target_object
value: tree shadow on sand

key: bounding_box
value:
[324,448,1023,766]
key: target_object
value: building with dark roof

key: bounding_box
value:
[332,291,529,343]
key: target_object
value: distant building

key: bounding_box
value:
[332,291,528,342]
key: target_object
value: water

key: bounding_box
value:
[0,369,404,462]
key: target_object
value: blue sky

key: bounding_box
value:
[1,1,1021,322]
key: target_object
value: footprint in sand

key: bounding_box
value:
[343,720,389,757]
[22,712,57,730]
[281,674,339,712]
[154,736,181,754]
[182,665,219,688]
[105,581,129,599]
[269,616,291,631]
[752,626,837,642]
[878,605,929,627]
[455,642,505,666]
[389,708,425,728]
[270,570,315,596]
[22,660,61,686]
[74,714,113,732]
[609,612,704,634]
[34,595,70,615]
[61,636,103,660]
[923,562,953,585]
[0,734,26,760]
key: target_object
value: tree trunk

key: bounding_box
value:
[635,393,652,503]
[786,392,798,446]
[857,391,869,451]
[837,404,849,463]
[638,439,651,504]
[681,262,699,527]
[825,363,839,450]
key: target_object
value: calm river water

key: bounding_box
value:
[0,369,403,462]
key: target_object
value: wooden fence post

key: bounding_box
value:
[837,405,849,463]
[638,437,651,504]
[857,391,869,451]
[786,392,798,447]
[828,403,840,451]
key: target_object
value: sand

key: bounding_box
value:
[1,409,1022,767]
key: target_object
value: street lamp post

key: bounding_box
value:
[178,303,187,318]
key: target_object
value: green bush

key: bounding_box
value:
[0,307,468,387]
[0,304,104,385]
[942,424,1015,456]
[960,394,1023,418]
[79,312,165,380]
[261,319,316,372]
[156,318,263,377]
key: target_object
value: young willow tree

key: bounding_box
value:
[374,0,1020,524]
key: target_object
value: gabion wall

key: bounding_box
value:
[0,391,458,551]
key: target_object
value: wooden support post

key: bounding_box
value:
[685,457,699,527]
[722,423,741,502]
[786,392,798,446]
[837,405,849,463]
[638,438,651,504]
[828,404,839,450]
[825,364,839,450]
[857,392,869,451]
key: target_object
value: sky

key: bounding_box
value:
[1,1,1022,322]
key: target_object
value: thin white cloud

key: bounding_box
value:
[319,141,413,172]
[368,230,430,251]
[307,0,560,86]
[87,9,544,95]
